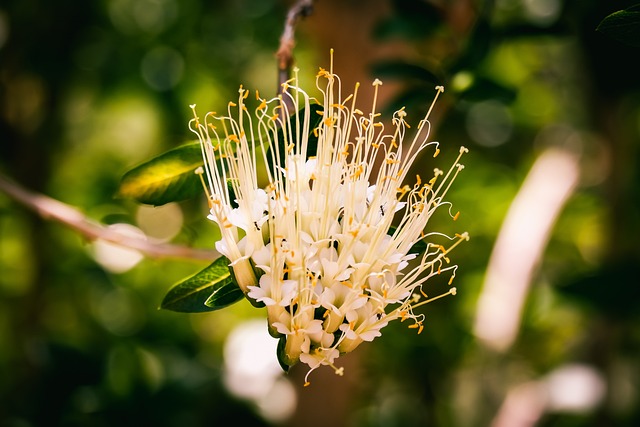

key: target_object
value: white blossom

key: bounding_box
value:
[189,52,469,384]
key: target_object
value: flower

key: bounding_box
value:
[189,51,468,384]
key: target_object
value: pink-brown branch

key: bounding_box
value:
[0,173,218,262]
[276,0,316,93]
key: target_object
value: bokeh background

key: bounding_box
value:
[1,0,640,426]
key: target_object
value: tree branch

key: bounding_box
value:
[276,0,316,94]
[0,173,218,262]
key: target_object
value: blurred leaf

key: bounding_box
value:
[450,18,493,73]
[118,142,204,206]
[457,75,517,103]
[597,5,640,47]
[498,22,569,38]
[557,259,640,319]
[378,85,434,118]
[374,0,443,40]
[160,256,243,313]
[371,61,441,85]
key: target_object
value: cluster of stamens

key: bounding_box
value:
[189,52,468,384]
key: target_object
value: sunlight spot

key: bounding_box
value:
[92,223,145,273]
[223,319,297,423]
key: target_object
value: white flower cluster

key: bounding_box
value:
[189,54,468,383]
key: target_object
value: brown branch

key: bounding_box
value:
[276,0,316,95]
[0,172,219,262]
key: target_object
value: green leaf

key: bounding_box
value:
[388,225,428,255]
[457,76,517,103]
[373,0,443,41]
[450,18,493,72]
[160,256,243,313]
[118,142,204,206]
[597,6,640,48]
[267,103,324,175]
[371,61,440,85]
[276,336,292,372]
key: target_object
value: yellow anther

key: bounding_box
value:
[453,211,460,221]
[323,117,336,127]
[433,147,440,157]
[317,67,329,78]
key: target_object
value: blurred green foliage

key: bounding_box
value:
[1,0,640,426]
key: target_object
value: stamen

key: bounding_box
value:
[410,287,457,310]
[194,167,212,208]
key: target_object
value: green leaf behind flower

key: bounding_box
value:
[388,225,428,255]
[371,60,440,85]
[597,5,640,48]
[276,336,292,372]
[118,142,204,206]
[160,256,243,313]
[268,103,324,175]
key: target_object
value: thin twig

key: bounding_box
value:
[0,173,219,262]
[276,0,316,95]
